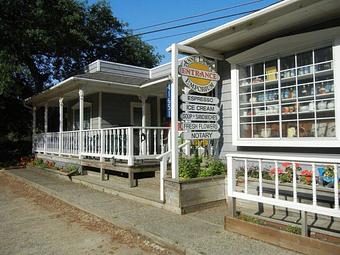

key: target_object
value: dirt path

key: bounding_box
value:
[0,172,178,255]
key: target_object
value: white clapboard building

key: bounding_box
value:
[27,0,340,235]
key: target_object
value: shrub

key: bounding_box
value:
[179,155,201,179]
[179,155,225,179]
[198,158,225,178]
[33,158,47,168]
[286,225,301,235]
[64,164,78,173]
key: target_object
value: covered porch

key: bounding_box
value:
[27,60,178,187]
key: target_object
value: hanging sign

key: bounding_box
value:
[183,122,220,131]
[181,112,220,121]
[180,103,219,113]
[180,94,219,105]
[178,55,220,94]
[183,131,221,140]
[166,84,171,118]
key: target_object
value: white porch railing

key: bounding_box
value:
[34,133,45,152]
[227,152,340,218]
[61,131,79,155]
[34,126,170,166]
[157,141,190,201]
[46,132,59,153]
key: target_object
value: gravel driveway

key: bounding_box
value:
[0,172,177,255]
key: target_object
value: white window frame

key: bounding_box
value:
[231,33,340,148]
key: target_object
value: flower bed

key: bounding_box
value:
[163,154,226,214]
[235,161,339,188]
[179,154,225,179]
[22,157,79,176]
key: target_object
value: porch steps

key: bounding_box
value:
[71,173,165,209]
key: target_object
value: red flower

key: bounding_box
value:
[300,169,312,176]
[282,162,292,168]
[270,167,283,175]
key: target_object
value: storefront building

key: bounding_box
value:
[27,0,340,230]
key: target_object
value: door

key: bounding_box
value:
[130,102,151,154]
[130,102,151,126]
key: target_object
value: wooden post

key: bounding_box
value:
[98,92,102,129]
[140,96,147,155]
[100,129,105,180]
[170,43,179,179]
[127,127,134,166]
[301,210,309,236]
[44,103,48,154]
[228,197,237,218]
[32,106,36,154]
[160,157,167,201]
[79,89,84,173]
[59,97,63,156]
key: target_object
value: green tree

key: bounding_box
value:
[0,0,162,162]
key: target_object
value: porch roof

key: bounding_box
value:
[26,60,173,106]
[175,0,340,58]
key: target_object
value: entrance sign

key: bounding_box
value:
[166,84,171,118]
[180,94,219,105]
[180,112,220,121]
[183,122,220,131]
[179,55,220,94]
[180,103,219,113]
[183,131,221,140]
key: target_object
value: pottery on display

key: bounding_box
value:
[261,128,272,138]
[300,105,309,112]
[287,127,296,137]
[317,101,327,110]
[327,101,334,109]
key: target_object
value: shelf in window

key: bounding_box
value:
[315,68,333,77]
[315,108,335,113]
[239,92,252,96]
[297,81,314,87]
[315,92,334,98]
[239,83,251,87]
[265,100,279,105]
[280,76,296,82]
[265,113,280,117]
[297,72,313,79]
[297,95,314,101]
[251,101,265,106]
[316,117,335,121]
[282,111,297,115]
[264,79,278,84]
[281,97,297,103]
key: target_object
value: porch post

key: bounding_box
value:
[156,96,161,127]
[98,92,102,129]
[32,106,36,154]
[44,103,48,154]
[79,89,84,162]
[170,43,179,179]
[98,92,105,180]
[59,97,63,156]
[140,96,147,155]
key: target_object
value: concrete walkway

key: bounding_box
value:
[5,168,297,255]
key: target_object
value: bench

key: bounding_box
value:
[256,186,339,231]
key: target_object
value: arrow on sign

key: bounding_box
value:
[180,103,220,113]
[180,94,219,105]
[181,112,220,121]
[183,122,220,131]
[183,131,221,140]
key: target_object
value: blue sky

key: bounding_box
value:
[92,0,280,64]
